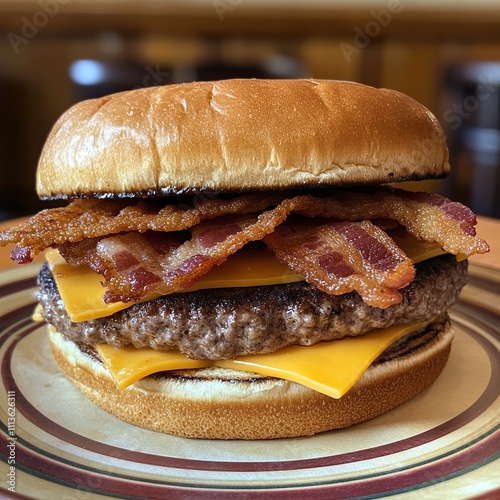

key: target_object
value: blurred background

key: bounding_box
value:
[0,0,499,219]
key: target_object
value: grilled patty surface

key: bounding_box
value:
[38,255,467,359]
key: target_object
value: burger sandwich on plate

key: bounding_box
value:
[0,79,489,439]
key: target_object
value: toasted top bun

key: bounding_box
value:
[37,79,449,200]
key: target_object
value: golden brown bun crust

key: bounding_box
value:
[37,79,449,199]
[48,323,453,440]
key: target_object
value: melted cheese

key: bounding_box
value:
[46,237,445,323]
[46,249,136,322]
[45,244,303,322]
[96,344,213,387]
[391,235,446,263]
[96,320,430,397]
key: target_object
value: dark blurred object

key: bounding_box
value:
[187,61,275,81]
[0,78,37,221]
[443,62,500,218]
[69,59,173,101]
[184,54,308,82]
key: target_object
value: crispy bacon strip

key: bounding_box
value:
[263,216,415,308]
[1,192,287,263]
[95,231,187,300]
[294,188,489,257]
[59,231,186,273]
[1,188,488,265]
[0,188,489,306]
[62,230,190,302]
[96,199,297,302]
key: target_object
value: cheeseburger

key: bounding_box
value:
[0,79,489,439]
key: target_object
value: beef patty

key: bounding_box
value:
[38,255,467,360]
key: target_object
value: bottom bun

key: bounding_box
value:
[48,323,453,440]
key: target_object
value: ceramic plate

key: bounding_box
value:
[0,263,499,499]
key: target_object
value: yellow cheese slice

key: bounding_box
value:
[46,244,303,322]
[46,236,445,323]
[96,343,213,388]
[391,235,445,263]
[216,321,428,398]
[32,304,44,322]
[96,320,430,397]
[46,249,136,322]
[181,242,304,290]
